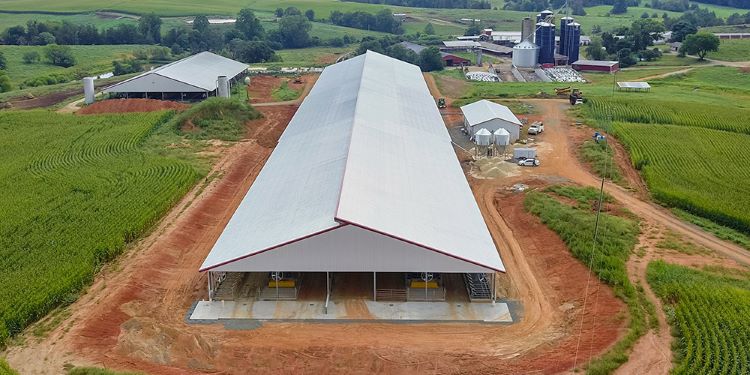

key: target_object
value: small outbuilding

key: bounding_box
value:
[617,81,651,92]
[461,100,522,143]
[571,59,620,73]
[103,51,248,100]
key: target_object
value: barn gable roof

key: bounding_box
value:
[200,51,504,273]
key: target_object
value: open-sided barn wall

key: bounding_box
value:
[210,225,496,273]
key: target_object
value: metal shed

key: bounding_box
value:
[460,99,522,143]
[199,51,505,304]
[103,52,248,100]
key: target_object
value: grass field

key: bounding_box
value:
[524,185,654,374]
[710,38,750,62]
[0,45,145,89]
[0,110,210,346]
[647,261,750,374]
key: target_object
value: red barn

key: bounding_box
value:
[571,59,620,73]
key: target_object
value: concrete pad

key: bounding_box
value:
[190,299,512,323]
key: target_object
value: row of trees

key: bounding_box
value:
[586,18,666,67]
[357,36,445,71]
[1,15,162,46]
[330,10,404,34]
[0,52,9,92]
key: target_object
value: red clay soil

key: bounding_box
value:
[247,74,310,104]
[78,98,190,115]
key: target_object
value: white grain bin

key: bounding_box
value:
[475,128,492,146]
[513,147,537,159]
[217,75,230,98]
[82,77,95,105]
[493,128,510,146]
[512,41,539,69]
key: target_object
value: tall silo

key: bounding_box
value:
[566,22,582,64]
[521,17,534,43]
[535,22,555,64]
[512,40,539,68]
[559,16,574,56]
[536,9,553,23]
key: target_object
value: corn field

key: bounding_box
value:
[0,111,199,345]
[612,122,750,233]
[586,98,750,135]
[647,261,750,375]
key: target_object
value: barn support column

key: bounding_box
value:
[207,271,213,302]
[373,272,377,301]
[324,272,331,314]
[491,272,496,303]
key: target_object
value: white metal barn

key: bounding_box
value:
[103,52,247,100]
[200,51,505,306]
[461,99,522,143]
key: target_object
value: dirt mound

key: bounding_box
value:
[78,99,189,115]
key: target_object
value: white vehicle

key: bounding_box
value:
[518,158,540,167]
[575,98,584,105]
[527,122,544,135]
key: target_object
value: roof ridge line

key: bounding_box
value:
[333,52,370,218]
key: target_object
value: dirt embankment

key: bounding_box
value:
[78,99,190,115]
[247,74,311,104]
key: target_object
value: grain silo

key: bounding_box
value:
[475,128,492,146]
[512,40,539,68]
[566,22,582,65]
[559,17,574,56]
[535,22,555,64]
[536,9,553,23]
[521,17,534,43]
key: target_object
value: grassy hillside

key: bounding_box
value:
[0,45,145,89]
[711,38,750,62]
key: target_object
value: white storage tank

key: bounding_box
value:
[83,77,95,105]
[217,75,230,98]
[512,41,539,69]
[475,128,492,146]
[494,128,510,146]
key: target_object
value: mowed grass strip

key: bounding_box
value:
[0,111,201,345]
[613,122,750,234]
[647,261,750,375]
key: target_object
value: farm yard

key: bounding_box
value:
[1,0,750,373]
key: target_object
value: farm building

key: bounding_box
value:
[617,81,651,92]
[198,51,505,311]
[398,41,471,66]
[571,59,620,73]
[461,100,522,143]
[103,52,248,100]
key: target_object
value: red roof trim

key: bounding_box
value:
[335,217,505,273]
[199,224,346,272]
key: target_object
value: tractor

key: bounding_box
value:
[569,88,584,105]
[437,98,446,108]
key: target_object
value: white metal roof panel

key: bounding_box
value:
[572,59,619,67]
[443,41,480,48]
[461,99,522,127]
[105,52,247,93]
[200,51,504,273]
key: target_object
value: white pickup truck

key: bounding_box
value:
[527,122,544,135]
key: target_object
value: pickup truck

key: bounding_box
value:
[527,122,544,135]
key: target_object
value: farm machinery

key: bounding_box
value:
[437,98,446,108]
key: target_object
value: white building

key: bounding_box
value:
[103,51,248,100]
[460,99,522,143]
[199,51,505,304]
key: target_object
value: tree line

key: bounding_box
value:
[356,35,446,71]
[341,0,491,8]
[330,9,404,34]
